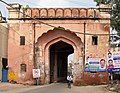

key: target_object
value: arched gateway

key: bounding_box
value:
[7,4,110,85]
[36,27,83,84]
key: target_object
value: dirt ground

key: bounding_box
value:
[0,83,116,93]
[73,85,115,93]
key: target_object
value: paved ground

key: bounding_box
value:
[0,83,115,93]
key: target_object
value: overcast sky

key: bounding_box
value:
[0,0,96,17]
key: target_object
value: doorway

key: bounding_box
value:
[49,41,74,83]
[2,58,8,82]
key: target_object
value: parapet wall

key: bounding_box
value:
[7,3,111,19]
[22,8,99,19]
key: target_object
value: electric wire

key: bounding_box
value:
[0,0,56,47]
[0,29,20,43]
[0,0,119,41]
[9,26,34,45]
[0,29,34,60]
[0,0,36,46]
[0,0,114,36]
[0,0,117,69]
[0,0,56,28]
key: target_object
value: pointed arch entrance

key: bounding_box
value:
[49,41,74,83]
[36,27,83,84]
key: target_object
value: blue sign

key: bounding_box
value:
[108,68,120,73]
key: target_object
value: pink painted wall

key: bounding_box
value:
[7,4,110,85]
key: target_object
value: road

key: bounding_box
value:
[0,83,115,93]
[17,83,114,93]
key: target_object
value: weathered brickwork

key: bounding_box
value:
[7,3,111,85]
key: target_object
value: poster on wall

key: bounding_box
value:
[33,69,40,78]
[107,48,120,73]
[8,72,18,80]
[84,54,106,72]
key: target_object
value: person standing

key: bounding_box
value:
[67,73,73,89]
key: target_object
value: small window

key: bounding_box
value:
[21,64,26,72]
[92,36,98,45]
[20,36,25,45]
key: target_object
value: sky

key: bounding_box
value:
[0,0,96,63]
[0,0,96,17]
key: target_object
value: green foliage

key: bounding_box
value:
[109,0,120,36]
[94,0,120,41]
[94,0,108,5]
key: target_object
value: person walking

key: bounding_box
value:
[67,73,73,89]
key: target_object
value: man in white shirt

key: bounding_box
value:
[67,73,73,89]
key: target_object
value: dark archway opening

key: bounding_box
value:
[49,41,74,83]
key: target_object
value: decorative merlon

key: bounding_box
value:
[7,3,111,19]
